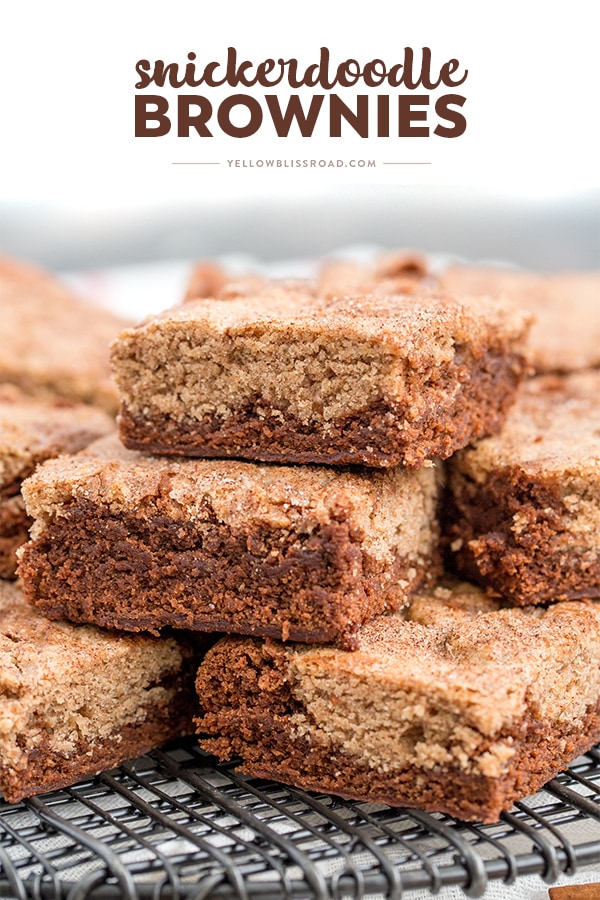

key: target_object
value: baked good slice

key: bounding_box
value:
[196,581,600,823]
[183,251,432,303]
[112,287,530,468]
[440,265,600,374]
[17,434,441,645]
[0,580,197,804]
[446,370,600,605]
[0,386,113,578]
[0,256,130,413]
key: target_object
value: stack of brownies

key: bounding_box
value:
[2,252,599,824]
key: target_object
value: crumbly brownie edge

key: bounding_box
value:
[118,348,526,468]
[0,683,194,805]
[195,640,600,823]
[0,496,31,579]
[445,466,600,605]
[18,501,436,645]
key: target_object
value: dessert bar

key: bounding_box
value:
[196,581,600,823]
[18,434,440,645]
[113,287,530,468]
[445,370,600,605]
[0,580,197,804]
[0,256,130,413]
[440,265,600,374]
[0,386,112,578]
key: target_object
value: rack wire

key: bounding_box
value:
[1,739,599,899]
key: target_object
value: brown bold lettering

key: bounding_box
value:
[434,95,467,137]
[135,95,171,136]
[177,95,213,137]
[265,94,324,137]
[217,95,263,137]
[398,95,429,137]
[329,94,369,137]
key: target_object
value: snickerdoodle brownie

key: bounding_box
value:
[112,288,530,468]
[0,386,113,578]
[184,252,432,303]
[0,580,196,804]
[17,434,440,645]
[196,581,600,823]
[440,265,600,373]
[446,370,600,605]
[0,256,130,413]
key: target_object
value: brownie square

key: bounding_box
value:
[440,265,600,374]
[196,580,600,823]
[112,287,530,468]
[0,580,196,804]
[0,256,130,413]
[17,435,441,646]
[445,370,600,604]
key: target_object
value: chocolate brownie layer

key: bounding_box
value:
[446,371,600,605]
[18,435,440,644]
[113,290,530,468]
[0,256,130,413]
[196,582,600,823]
[0,580,198,804]
[0,386,113,577]
[440,265,600,374]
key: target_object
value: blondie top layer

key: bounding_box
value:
[446,370,600,605]
[0,580,196,804]
[0,256,130,413]
[196,580,600,823]
[18,435,440,645]
[113,288,530,468]
[0,386,113,578]
[440,265,600,374]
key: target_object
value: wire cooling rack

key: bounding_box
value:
[0,740,599,900]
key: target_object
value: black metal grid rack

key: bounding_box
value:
[1,739,599,899]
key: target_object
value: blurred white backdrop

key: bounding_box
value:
[1,0,598,271]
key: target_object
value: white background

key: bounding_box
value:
[1,0,598,210]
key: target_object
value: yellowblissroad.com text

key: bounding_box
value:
[226,158,377,168]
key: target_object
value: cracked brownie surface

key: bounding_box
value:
[196,580,600,822]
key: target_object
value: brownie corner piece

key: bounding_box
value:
[112,288,531,468]
[0,579,197,804]
[195,581,600,823]
[17,434,441,643]
[445,370,600,605]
